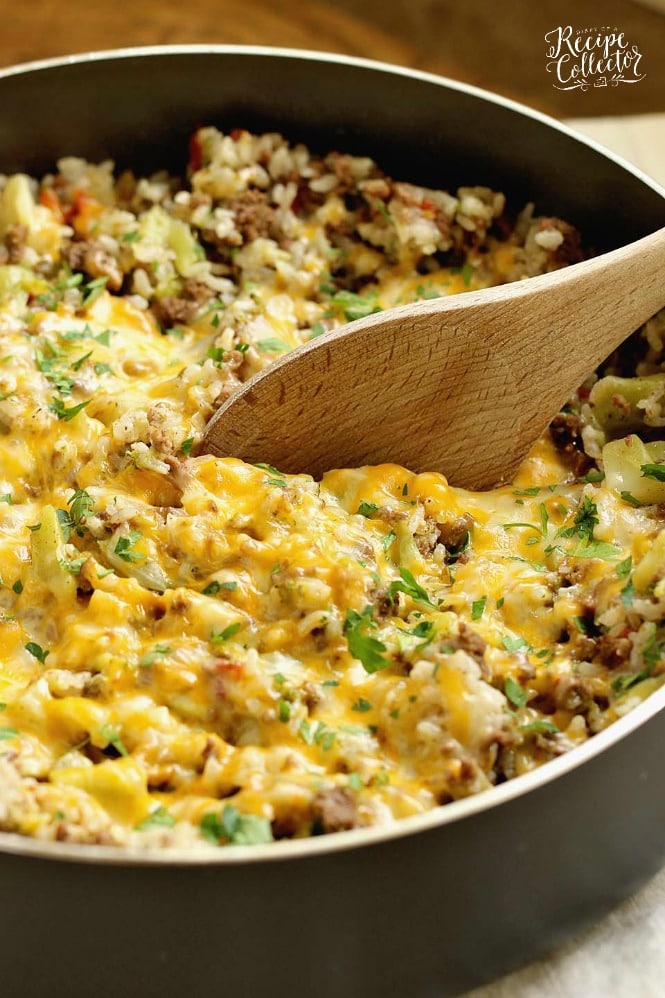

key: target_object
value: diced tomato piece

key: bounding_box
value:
[38,187,64,223]
[213,658,243,677]
[66,189,104,237]
[188,131,203,173]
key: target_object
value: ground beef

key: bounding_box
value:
[442,623,489,677]
[61,238,123,290]
[61,239,87,272]
[152,295,197,329]
[597,633,632,669]
[437,514,473,551]
[312,786,358,833]
[4,223,27,264]
[554,675,595,711]
[569,633,598,662]
[151,278,217,330]
[550,411,592,475]
[229,189,276,243]
[416,512,473,558]
[83,241,123,290]
[359,177,392,201]
[541,217,584,266]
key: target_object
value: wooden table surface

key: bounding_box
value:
[1,2,664,996]
[3,0,665,117]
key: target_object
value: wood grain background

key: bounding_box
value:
[2,0,663,117]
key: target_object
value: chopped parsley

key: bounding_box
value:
[257,338,290,353]
[504,676,528,709]
[99,724,128,757]
[512,487,540,497]
[557,495,599,543]
[202,580,237,596]
[471,596,487,620]
[408,620,434,640]
[114,530,146,562]
[344,606,390,673]
[351,698,372,713]
[211,622,242,643]
[502,635,528,653]
[520,720,558,735]
[277,698,291,723]
[95,329,114,347]
[207,346,226,364]
[0,726,18,741]
[25,642,49,663]
[299,719,336,751]
[381,530,396,553]
[70,350,93,372]
[68,488,94,527]
[136,806,176,830]
[388,567,435,608]
[570,539,621,560]
[357,501,379,517]
[325,289,382,323]
[610,629,664,694]
[59,556,87,575]
[140,644,172,668]
[621,579,635,608]
[641,463,665,482]
[200,806,273,846]
[49,398,90,422]
[81,276,108,307]
[620,490,644,508]
[415,284,441,300]
[180,437,194,456]
[616,556,632,579]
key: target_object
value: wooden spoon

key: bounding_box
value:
[202,226,665,490]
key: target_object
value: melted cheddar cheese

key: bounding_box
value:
[0,128,662,851]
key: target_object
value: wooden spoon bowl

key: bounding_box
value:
[203,226,665,489]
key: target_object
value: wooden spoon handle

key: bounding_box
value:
[203,226,665,489]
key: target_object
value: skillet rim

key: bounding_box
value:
[0,42,662,868]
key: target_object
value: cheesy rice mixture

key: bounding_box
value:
[0,127,663,850]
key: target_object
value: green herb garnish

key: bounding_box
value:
[25,642,49,663]
[388,567,435,608]
[49,398,90,421]
[504,676,528,709]
[344,606,390,674]
[211,622,242,643]
[140,644,172,668]
[99,724,128,757]
[136,806,175,830]
[641,463,665,482]
[200,806,273,846]
[520,720,558,735]
[114,530,145,562]
[471,596,487,620]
